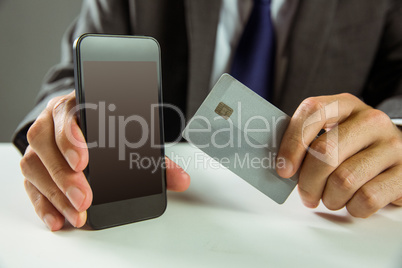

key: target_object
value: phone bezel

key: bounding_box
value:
[73,34,166,230]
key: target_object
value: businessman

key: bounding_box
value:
[14,0,402,231]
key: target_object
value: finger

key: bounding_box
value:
[24,178,65,231]
[298,109,393,208]
[277,93,368,178]
[27,106,92,212]
[20,146,87,228]
[322,141,402,210]
[165,156,190,192]
[346,165,402,218]
[52,91,89,172]
[391,198,402,206]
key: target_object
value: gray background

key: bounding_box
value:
[0,1,82,142]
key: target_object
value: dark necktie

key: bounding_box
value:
[231,0,276,100]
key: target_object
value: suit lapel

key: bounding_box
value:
[184,0,221,119]
[278,0,338,108]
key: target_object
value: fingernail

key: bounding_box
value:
[63,207,78,228]
[43,214,56,230]
[65,149,79,171]
[302,199,318,209]
[66,187,85,211]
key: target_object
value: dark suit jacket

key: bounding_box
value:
[13,0,402,154]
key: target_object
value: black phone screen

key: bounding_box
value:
[82,60,163,205]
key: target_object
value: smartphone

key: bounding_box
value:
[73,34,166,229]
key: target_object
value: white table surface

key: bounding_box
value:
[1,142,402,268]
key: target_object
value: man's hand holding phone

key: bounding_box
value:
[20,91,190,231]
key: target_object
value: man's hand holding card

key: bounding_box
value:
[183,74,402,217]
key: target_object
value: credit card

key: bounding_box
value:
[182,74,298,204]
